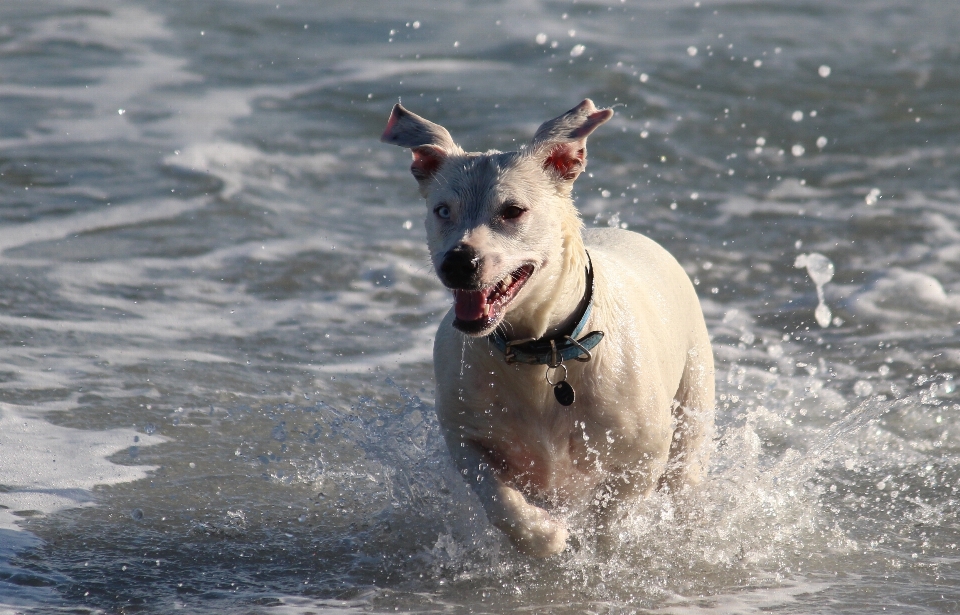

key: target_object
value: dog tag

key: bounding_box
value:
[554,381,575,406]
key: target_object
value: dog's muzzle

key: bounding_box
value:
[439,245,482,289]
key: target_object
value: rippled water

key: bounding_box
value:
[1,1,959,613]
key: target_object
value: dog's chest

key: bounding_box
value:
[455,360,613,496]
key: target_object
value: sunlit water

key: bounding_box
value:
[1,1,959,613]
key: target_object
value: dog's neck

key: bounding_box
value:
[499,206,589,341]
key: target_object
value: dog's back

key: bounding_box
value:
[583,227,715,490]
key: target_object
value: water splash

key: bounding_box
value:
[795,253,835,327]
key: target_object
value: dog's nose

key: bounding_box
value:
[439,245,482,289]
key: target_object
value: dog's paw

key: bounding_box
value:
[511,514,569,557]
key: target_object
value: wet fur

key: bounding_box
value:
[381,100,715,556]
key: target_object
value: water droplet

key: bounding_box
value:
[687,46,698,56]
[818,65,831,77]
[535,33,547,45]
[639,73,649,83]
[144,423,156,435]
[131,508,143,521]
[795,253,834,327]
[791,144,805,157]
[854,380,874,396]
[865,188,880,205]
[570,44,585,57]
[816,136,828,149]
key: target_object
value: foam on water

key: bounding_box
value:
[0,403,166,612]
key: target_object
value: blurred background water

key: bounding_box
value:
[0,1,959,613]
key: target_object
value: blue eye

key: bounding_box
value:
[435,204,451,219]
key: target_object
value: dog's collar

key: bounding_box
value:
[489,252,604,367]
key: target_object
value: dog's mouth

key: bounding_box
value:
[452,264,535,335]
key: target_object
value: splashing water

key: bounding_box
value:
[795,253,835,328]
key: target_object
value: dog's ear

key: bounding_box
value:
[531,99,613,182]
[381,104,460,185]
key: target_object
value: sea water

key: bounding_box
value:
[1,1,959,613]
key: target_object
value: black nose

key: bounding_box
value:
[439,245,482,289]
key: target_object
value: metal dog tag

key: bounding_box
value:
[554,381,575,406]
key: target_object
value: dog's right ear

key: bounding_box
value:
[381,104,459,186]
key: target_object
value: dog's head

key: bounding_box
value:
[381,100,612,336]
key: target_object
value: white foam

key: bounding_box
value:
[0,403,166,612]
[656,577,833,614]
[0,197,207,256]
[842,267,960,327]
[165,141,340,199]
[0,403,166,531]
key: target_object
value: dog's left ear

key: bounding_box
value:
[381,104,461,187]
[531,99,613,182]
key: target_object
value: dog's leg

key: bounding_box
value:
[659,344,716,492]
[445,435,568,557]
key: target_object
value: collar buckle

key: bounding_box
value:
[503,337,537,364]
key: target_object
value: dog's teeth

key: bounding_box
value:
[501,275,513,289]
[482,303,490,317]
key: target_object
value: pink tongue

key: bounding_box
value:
[454,289,487,321]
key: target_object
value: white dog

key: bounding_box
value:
[382,100,715,557]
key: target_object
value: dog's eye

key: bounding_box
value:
[501,203,526,220]
[434,204,451,219]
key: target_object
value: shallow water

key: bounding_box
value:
[1,0,959,613]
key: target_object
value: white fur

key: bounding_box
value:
[382,100,715,557]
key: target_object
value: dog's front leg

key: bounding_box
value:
[446,436,568,557]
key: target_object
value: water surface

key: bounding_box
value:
[1,1,959,613]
